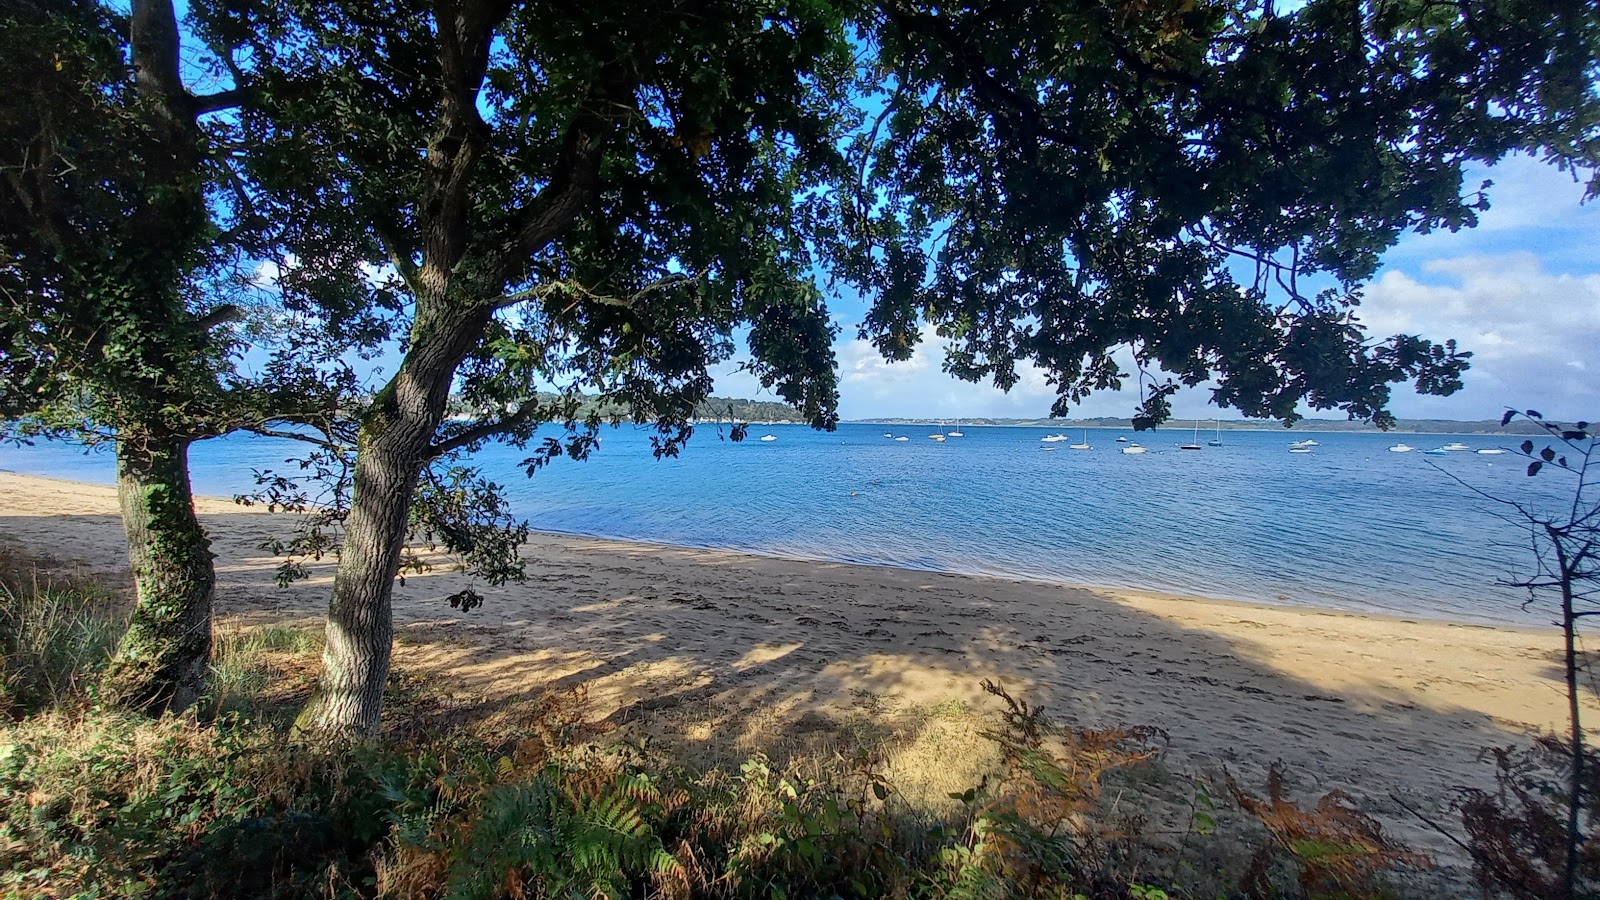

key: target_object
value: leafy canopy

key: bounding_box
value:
[0,0,353,444]
[200,0,856,457]
[839,0,1599,427]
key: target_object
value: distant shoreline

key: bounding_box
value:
[830,418,1548,435]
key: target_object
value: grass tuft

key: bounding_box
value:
[0,549,126,716]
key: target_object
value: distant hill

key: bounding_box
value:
[443,393,1570,433]
[446,393,812,425]
[692,396,811,424]
[847,415,1560,435]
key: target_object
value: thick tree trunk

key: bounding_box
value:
[103,435,215,714]
[300,304,490,733]
[297,423,427,732]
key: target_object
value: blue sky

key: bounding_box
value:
[707,153,1599,422]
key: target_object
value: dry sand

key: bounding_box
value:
[0,470,1587,858]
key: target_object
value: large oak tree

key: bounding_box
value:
[204,0,1598,731]
[0,0,351,712]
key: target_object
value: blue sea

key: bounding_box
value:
[0,422,1571,626]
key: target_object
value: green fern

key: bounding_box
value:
[435,764,683,900]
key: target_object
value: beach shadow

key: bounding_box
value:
[0,508,1584,871]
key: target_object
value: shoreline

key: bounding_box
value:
[0,469,1587,862]
[0,468,1541,631]
[524,522,1551,635]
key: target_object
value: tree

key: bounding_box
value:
[206,0,850,731]
[1442,413,1600,900]
[0,0,350,713]
[206,0,1599,732]
[840,0,1598,428]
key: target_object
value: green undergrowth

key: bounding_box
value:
[0,558,1454,899]
[0,547,126,717]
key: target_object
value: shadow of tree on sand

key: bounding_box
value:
[1,509,1590,872]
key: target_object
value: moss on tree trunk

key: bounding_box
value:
[103,435,215,714]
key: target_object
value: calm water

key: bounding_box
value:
[0,423,1571,625]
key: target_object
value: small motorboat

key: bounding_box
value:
[1040,433,1070,443]
[1442,442,1470,452]
[1121,444,1148,455]
[1289,439,1319,449]
[894,436,909,442]
[1475,448,1508,455]
[1388,443,1415,452]
[1116,436,1129,442]
[1289,446,1313,454]
[759,434,777,442]
[1423,448,1450,456]
[1040,446,1059,452]
[884,432,893,438]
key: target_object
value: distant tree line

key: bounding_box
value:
[446,394,810,425]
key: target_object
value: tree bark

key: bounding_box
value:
[300,303,491,732]
[103,435,215,714]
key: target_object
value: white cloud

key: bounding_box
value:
[1358,253,1600,418]
[708,154,1599,423]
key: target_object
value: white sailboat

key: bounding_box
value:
[1180,420,1202,450]
[1208,419,1223,447]
[947,419,964,437]
[1069,429,1090,450]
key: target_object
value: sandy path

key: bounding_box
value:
[0,470,1583,857]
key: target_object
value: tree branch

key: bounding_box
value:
[488,116,611,289]
[426,403,541,459]
[372,213,421,294]
[191,87,249,114]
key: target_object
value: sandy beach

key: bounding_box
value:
[0,470,1585,858]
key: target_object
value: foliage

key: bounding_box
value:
[0,552,125,717]
[187,0,1600,729]
[0,0,352,443]
[1229,763,1429,898]
[1457,738,1600,899]
[238,438,533,596]
[926,679,1166,899]
[843,0,1600,429]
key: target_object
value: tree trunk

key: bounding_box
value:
[300,304,490,733]
[1552,530,1584,900]
[103,435,215,714]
